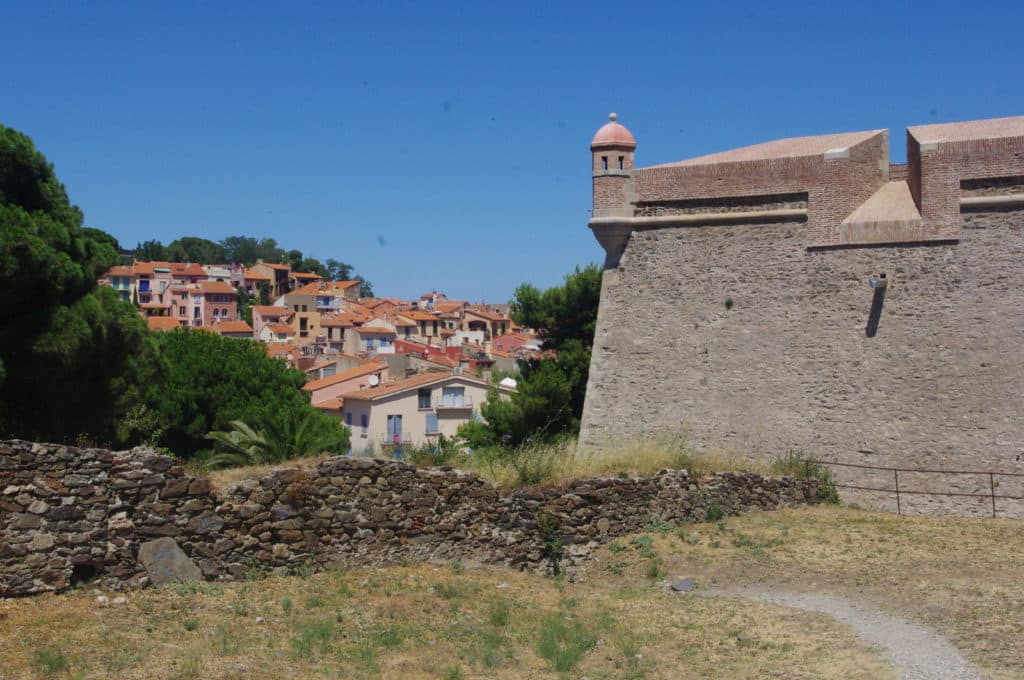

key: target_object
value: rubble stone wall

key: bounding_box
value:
[0,440,821,597]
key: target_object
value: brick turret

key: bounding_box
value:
[591,113,636,218]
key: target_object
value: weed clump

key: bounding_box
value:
[536,614,598,672]
[771,452,840,504]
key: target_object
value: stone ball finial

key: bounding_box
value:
[609,112,618,122]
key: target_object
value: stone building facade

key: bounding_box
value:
[580,114,1024,510]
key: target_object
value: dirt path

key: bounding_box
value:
[701,588,983,680]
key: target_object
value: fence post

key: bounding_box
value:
[990,473,997,518]
[894,469,901,515]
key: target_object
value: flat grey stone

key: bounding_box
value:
[137,537,203,586]
[671,578,697,592]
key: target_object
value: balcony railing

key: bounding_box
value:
[380,434,412,447]
[434,397,473,410]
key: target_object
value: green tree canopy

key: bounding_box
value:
[142,328,348,458]
[0,124,148,440]
[218,235,284,265]
[460,264,602,449]
[166,236,226,263]
[509,264,601,351]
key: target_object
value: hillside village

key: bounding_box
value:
[98,259,542,453]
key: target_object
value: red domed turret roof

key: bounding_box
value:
[591,113,636,150]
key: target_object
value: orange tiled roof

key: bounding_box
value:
[338,370,472,402]
[313,398,344,411]
[424,354,458,368]
[198,280,236,294]
[320,314,357,328]
[252,305,290,316]
[172,263,207,277]
[354,326,396,335]
[147,317,180,331]
[132,261,169,275]
[107,265,132,277]
[244,270,272,281]
[267,323,292,334]
[434,301,466,313]
[303,362,388,392]
[305,359,336,373]
[213,320,253,334]
[465,307,507,322]
[328,280,362,290]
[289,281,322,296]
[402,310,439,322]
[393,318,416,327]
[257,262,291,271]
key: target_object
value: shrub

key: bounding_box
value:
[772,451,840,504]
[30,646,69,676]
[536,614,598,672]
[536,511,564,575]
[706,503,726,522]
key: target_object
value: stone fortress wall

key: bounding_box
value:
[0,440,822,597]
[581,115,1024,515]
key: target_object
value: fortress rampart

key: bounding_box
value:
[581,115,1024,511]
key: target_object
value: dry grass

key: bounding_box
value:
[0,554,893,680]
[649,505,1024,680]
[458,434,774,490]
[200,454,332,495]
[194,434,774,495]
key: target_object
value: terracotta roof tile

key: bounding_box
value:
[291,281,322,296]
[244,270,272,280]
[267,323,292,334]
[338,370,475,401]
[252,305,290,316]
[198,280,236,294]
[213,320,253,334]
[402,310,439,322]
[147,317,181,331]
[313,398,344,411]
[106,265,132,277]
[303,362,388,392]
[321,314,357,328]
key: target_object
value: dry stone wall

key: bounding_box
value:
[0,440,822,597]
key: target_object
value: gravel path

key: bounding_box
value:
[701,587,983,680]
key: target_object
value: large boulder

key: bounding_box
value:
[137,537,203,586]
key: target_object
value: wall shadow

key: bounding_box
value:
[865,287,887,337]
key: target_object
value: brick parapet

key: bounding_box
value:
[909,132,1024,240]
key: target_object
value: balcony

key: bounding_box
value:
[434,397,473,411]
[380,434,412,448]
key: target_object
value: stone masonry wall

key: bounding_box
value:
[0,440,821,597]
[580,210,1024,513]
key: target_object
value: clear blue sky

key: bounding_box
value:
[4,1,1022,302]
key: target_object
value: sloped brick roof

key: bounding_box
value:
[652,129,882,168]
[908,116,1024,143]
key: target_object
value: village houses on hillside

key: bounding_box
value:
[100,261,541,449]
